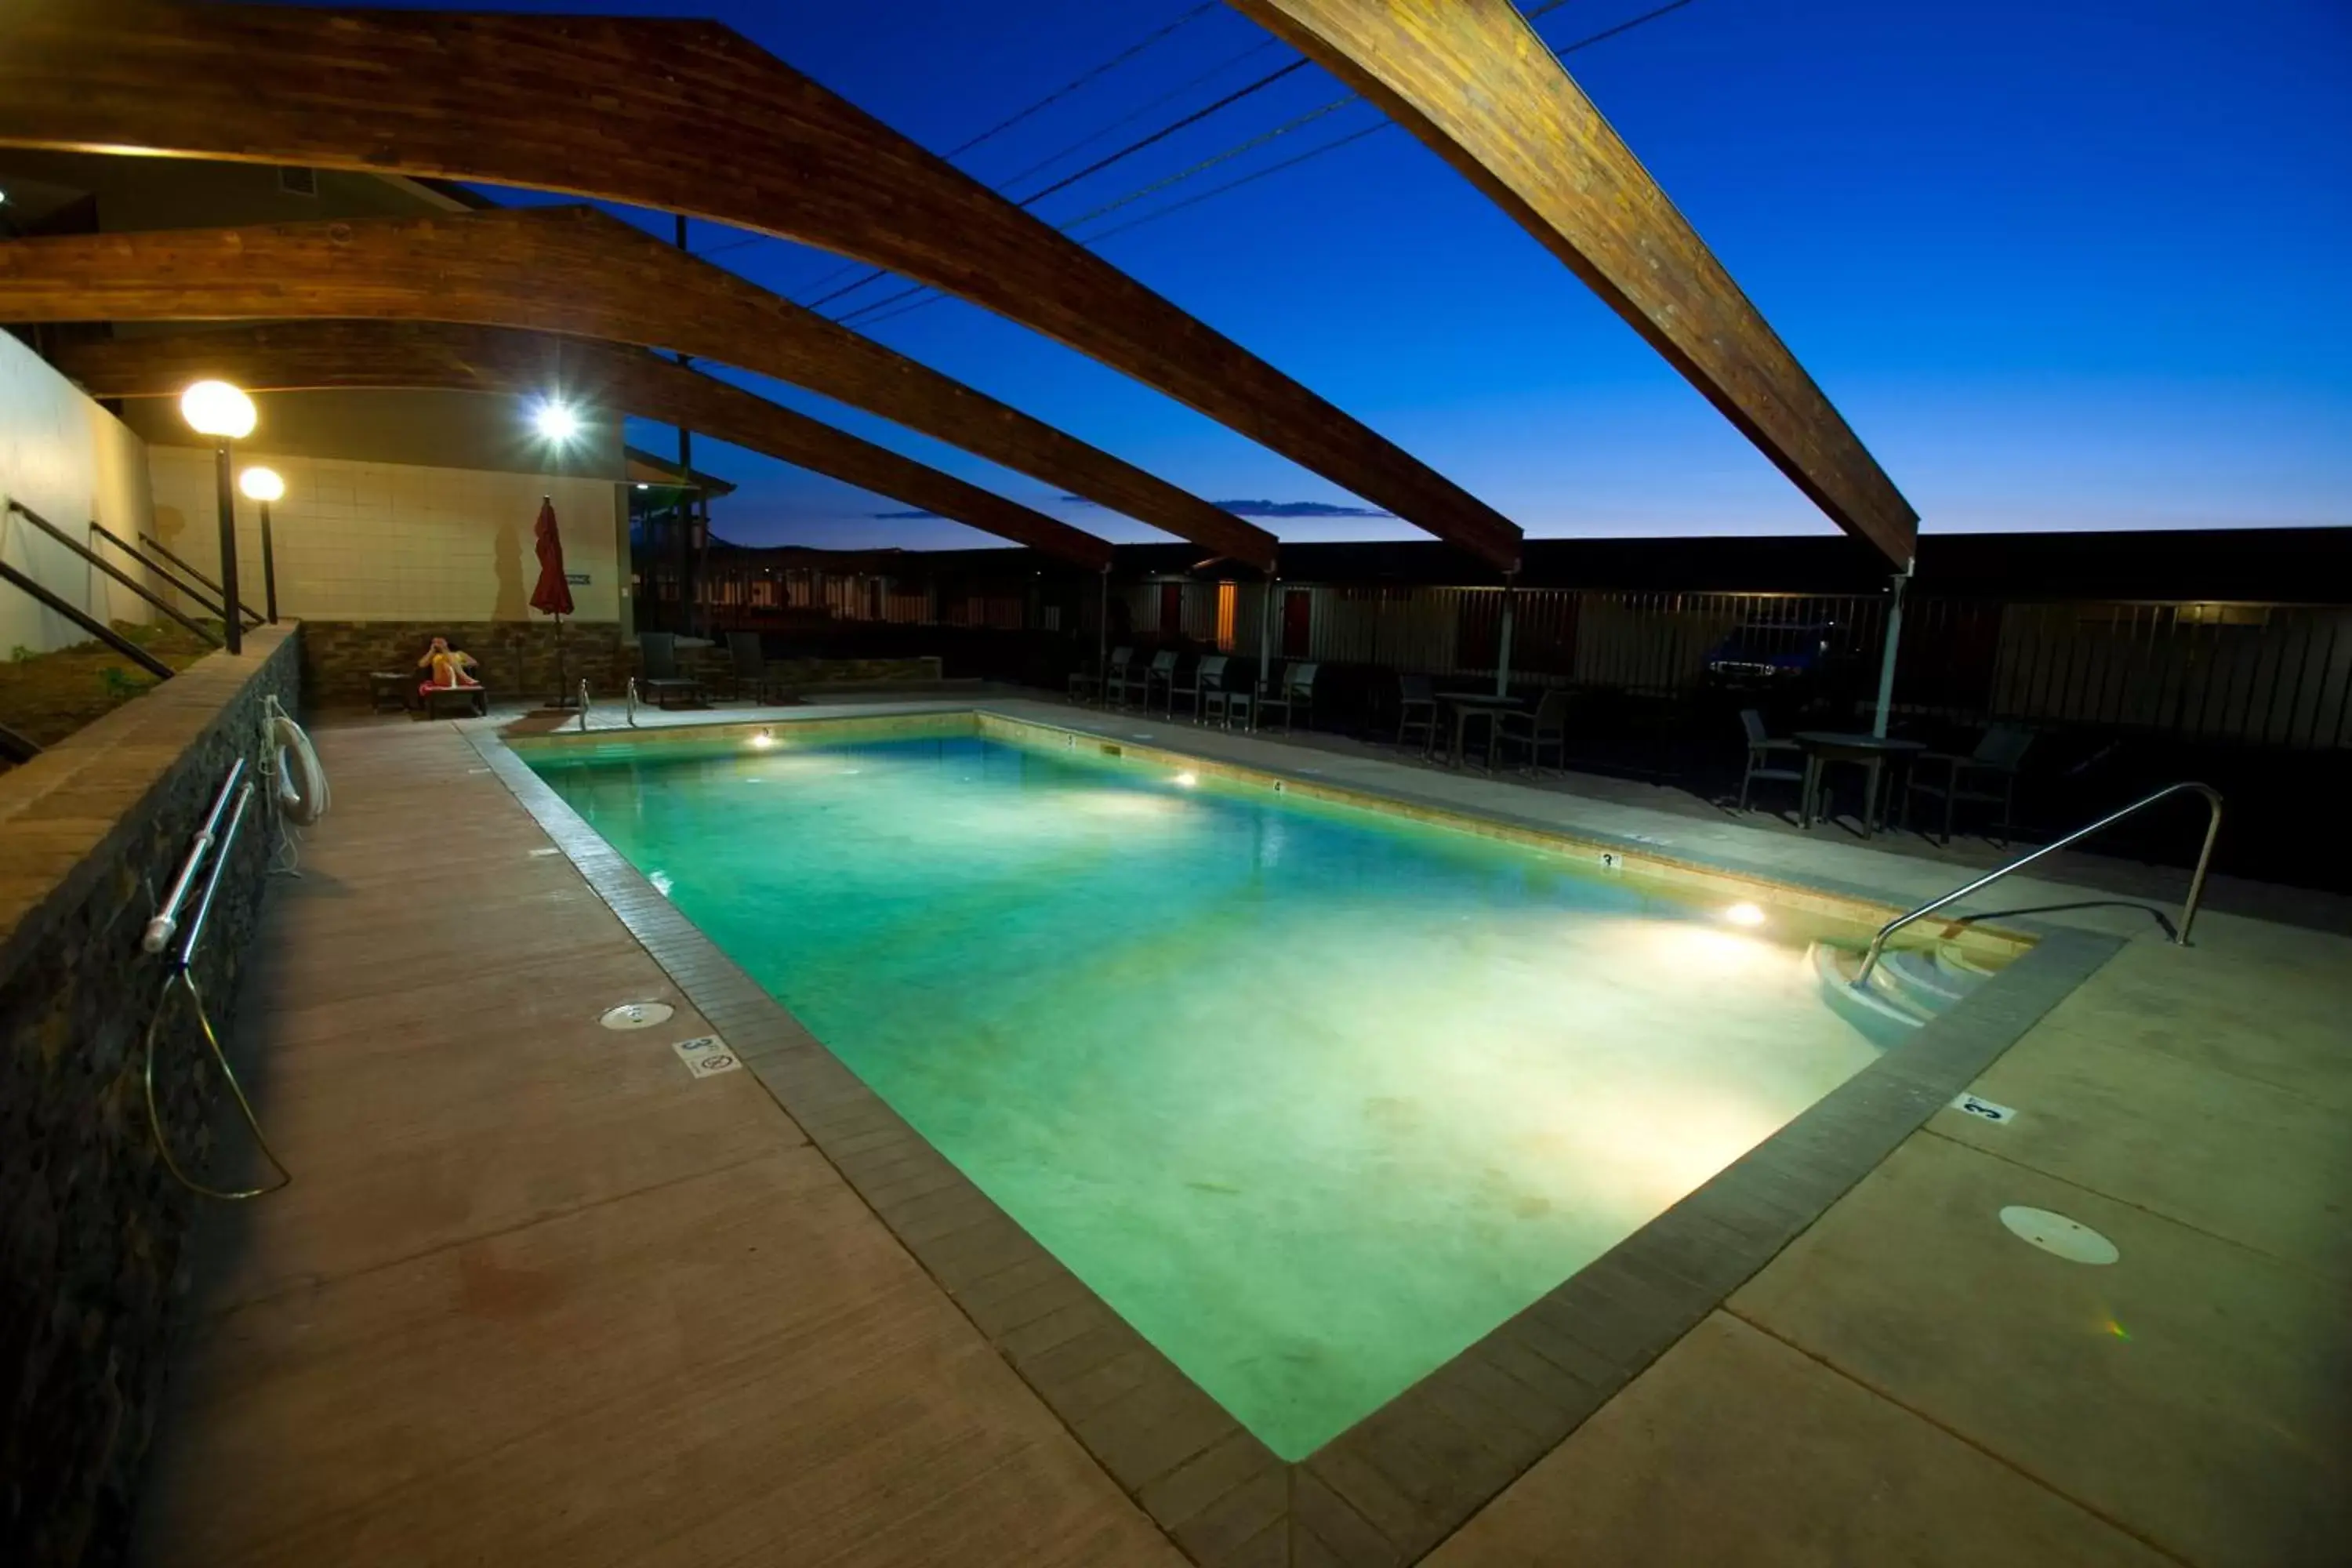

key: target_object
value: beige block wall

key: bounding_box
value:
[146,445,626,625]
[0,330,165,655]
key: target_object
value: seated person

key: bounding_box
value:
[416,635,482,695]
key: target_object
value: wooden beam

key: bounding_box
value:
[1227,0,1918,567]
[57,321,1116,570]
[0,207,1261,568]
[0,2,1524,571]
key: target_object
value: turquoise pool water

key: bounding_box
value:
[528,728,1877,1458]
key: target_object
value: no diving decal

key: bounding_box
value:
[672,1036,741,1080]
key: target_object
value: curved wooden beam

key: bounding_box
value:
[0,209,1263,569]
[1227,0,1919,567]
[0,2,1522,571]
[56,320,1116,570]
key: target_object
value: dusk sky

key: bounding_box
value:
[462,0,2351,553]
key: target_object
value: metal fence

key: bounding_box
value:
[673,562,2352,751]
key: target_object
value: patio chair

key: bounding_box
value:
[1258,662,1318,733]
[721,631,781,703]
[1737,708,1806,814]
[1495,689,1571,772]
[1905,723,2034,845]
[636,633,703,710]
[1171,655,1228,721]
[1396,673,1439,754]
[1102,646,1141,706]
[1140,649,1180,712]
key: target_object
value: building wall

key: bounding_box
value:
[146,445,625,625]
[0,331,165,655]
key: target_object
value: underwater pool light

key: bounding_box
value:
[750,728,776,750]
[1174,771,1198,788]
[1723,902,1766,927]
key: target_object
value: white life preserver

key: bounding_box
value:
[267,699,330,826]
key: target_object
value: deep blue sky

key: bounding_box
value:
[463,0,2350,552]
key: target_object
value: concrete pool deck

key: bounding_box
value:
[138,699,2350,1565]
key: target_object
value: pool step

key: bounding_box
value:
[1809,942,1986,1049]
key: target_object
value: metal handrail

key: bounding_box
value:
[0,555,177,679]
[144,758,248,954]
[9,499,223,645]
[1853,780,2223,986]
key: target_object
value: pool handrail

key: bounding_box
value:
[1853,780,2222,988]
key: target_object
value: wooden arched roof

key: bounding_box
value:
[0,209,1264,568]
[0,2,1524,570]
[58,321,1116,569]
[1231,0,1918,566]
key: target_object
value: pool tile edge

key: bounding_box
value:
[466,712,2123,1567]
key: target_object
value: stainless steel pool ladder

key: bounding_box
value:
[1853,781,2223,988]
[141,759,292,1200]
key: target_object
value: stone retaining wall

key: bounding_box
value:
[299,619,628,708]
[0,624,302,1566]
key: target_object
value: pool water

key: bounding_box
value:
[530,731,1879,1458]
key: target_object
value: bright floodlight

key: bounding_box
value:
[238,466,285,503]
[533,399,580,444]
[180,379,256,440]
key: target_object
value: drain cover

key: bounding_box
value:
[1999,1205,2118,1265]
[600,1001,676,1032]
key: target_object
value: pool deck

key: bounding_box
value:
[139,697,2350,1566]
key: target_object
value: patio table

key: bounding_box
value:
[1795,731,1926,838]
[1436,691,1523,770]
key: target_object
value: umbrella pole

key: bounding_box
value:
[553,613,571,708]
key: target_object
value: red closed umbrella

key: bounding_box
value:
[530,495,573,616]
[530,495,575,704]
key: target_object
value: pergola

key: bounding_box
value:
[0,0,1915,578]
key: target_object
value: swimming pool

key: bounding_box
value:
[525,719,1922,1459]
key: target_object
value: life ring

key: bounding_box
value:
[268,702,331,826]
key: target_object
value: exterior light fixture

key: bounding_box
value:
[1723,902,1766,927]
[635,482,649,491]
[239,467,285,623]
[180,379,256,441]
[181,380,256,653]
[533,399,579,444]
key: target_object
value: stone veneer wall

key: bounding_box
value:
[299,619,629,707]
[0,624,301,1567]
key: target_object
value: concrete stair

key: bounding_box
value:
[1811,941,1993,1048]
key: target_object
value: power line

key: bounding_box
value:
[837,0,1703,332]
[814,54,1315,311]
[938,2,1220,164]
[989,36,1285,195]
[1079,0,1700,246]
[699,2,1220,274]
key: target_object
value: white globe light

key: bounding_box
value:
[180,379,257,440]
[238,466,285,503]
[534,400,580,443]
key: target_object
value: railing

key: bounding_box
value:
[140,760,291,1200]
[8,500,219,647]
[1853,780,2224,987]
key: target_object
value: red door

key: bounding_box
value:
[1159,582,1183,637]
[1282,588,1312,658]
